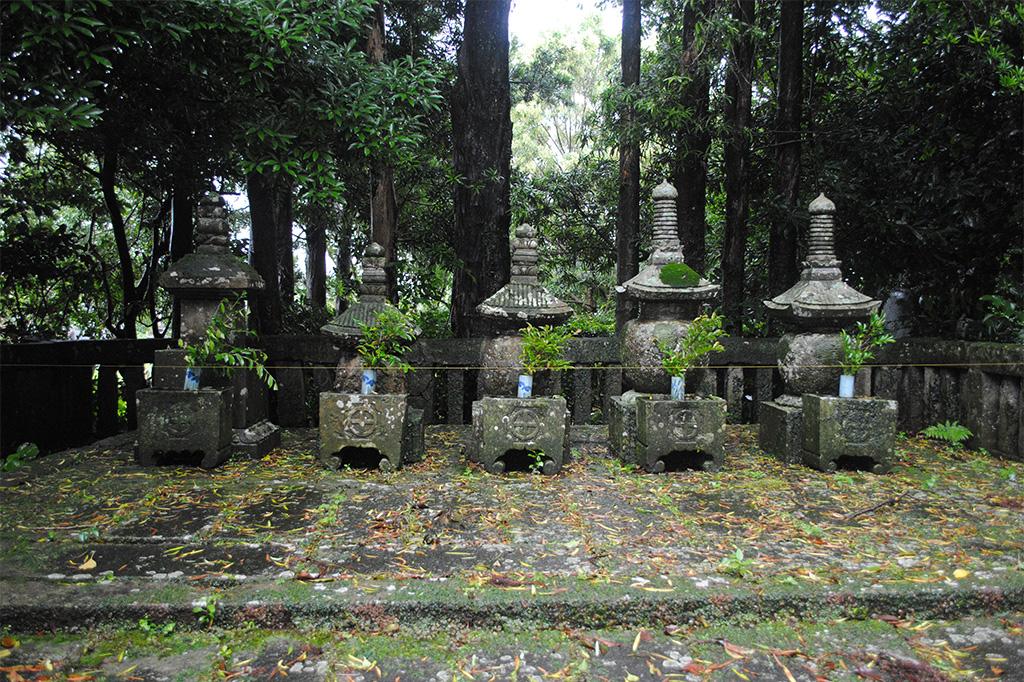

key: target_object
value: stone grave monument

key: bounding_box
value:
[608,180,726,472]
[470,225,573,474]
[318,243,424,471]
[137,193,280,467]
[759,193,894,471]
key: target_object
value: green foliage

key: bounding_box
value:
[656,312,727,378]
[921,421,973,449]
[717,548,755,578]
[519,324,574,376]
[193,596,218,629]
[1,442,39,472]
[355,304,418,372]
[138,616,175,637]
[179,297,277,390]
[839,312,895,375]
[980,293,1024,343]
[659,263,701,288]
[561,309,615,338]
[527,450,546,474]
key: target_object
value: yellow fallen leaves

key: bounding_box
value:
[78,554,96,571]
[953,568,970,579]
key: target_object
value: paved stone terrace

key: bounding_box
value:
[1,426,1022,680]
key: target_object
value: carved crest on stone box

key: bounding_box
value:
[343,403,379,440]
[509,407,541,442]
[669,408,700,442]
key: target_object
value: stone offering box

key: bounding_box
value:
[802,394,897,474]
[470,396,570,475]
[610,393,726,472]
[319,393,424,472]
[135,388,233,469]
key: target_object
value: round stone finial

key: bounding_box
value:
[653,179,678,200]
[515,224,537,239]
[365,242,385,257]
[809,193,835,214]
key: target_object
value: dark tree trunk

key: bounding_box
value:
[721,0,755,333]
[247,170,283,334]
[305,203,328,308]
[335,221,354,312]
[450,0,513,337]
[275,178,294,309]
[98,140,138,339]
[615,0,642,332]
[674,0,713,274]
[169,177,194,339]
[368,1,399,301]
[769,0,803,296]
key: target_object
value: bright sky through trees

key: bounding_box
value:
[509,0,620,53]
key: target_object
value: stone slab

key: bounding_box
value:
[135,388,233,468]
[318,392,410,471]
[607,394,638,463]
[233,419,282,458]
[758,399,803,464]
[802,394,897,474]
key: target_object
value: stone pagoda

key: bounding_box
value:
[318,242,424,471]
[470,224,573,474]
[609,180,726,472]
[759,193,886,467]
[137,193,280,467]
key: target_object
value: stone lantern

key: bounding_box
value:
[317,242,424,471]
[608,180,726,472]
[758,193,891,469]
[136,193,280,467]
[470,224,573,474]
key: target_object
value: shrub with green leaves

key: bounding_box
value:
[839,311,895,375]
[921,420,973,449]
[2,442,39,472]
[656,312,727,378]
[356,304,418,372]
[179,296,277,390]
[520,323,573,376]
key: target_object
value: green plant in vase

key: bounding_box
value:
[838,311,894,397]
[179,296,277,391]
[656,311,726,400]
[355,304,418,394]
[518,324,573,397]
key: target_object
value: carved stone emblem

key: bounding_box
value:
[509,408,541,441]
[344,403,378,439]
[669,408,699,442]
[163,406,195,440]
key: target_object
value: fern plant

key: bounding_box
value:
[520,324,573,376]
[179,296,277,390]
[355,304,418,372]
[656,312,727,377]
[921,420,973,449]
[839,311,895,375]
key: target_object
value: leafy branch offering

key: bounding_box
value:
[656,312,727,377]
[355,304,418,372]
[179,297,277,390]
[839,311,895,375]
[520,324,573,376]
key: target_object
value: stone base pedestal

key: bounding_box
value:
[758,399,803,464]
[470,396,569,475]
[802,394,897,474]
[136,388,233,468]
[318,393,424,471]
[609,392,726,472]
[233,420,281,458]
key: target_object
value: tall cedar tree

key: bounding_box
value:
[769,0,802,296]
[721,0,755,332]
[305,201,329,307]
[368,0,399,301]
[450,0,513,336]
[674,0,714,274]
[615,0,642,331]
[247,171,288,333]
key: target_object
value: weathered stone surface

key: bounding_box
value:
[477,335,563,397]
[135,388,233,468]
[607,393,639,462]
[318,393,422,471]
[471,396,569,474]
[777,332,843,396]
[758,400,803,464]
[233,420,281,458]
[621,313,711,394]
[333,356,407,394]
[802,394,897,474]
[320,243,389,341]
[635,395,726,472]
